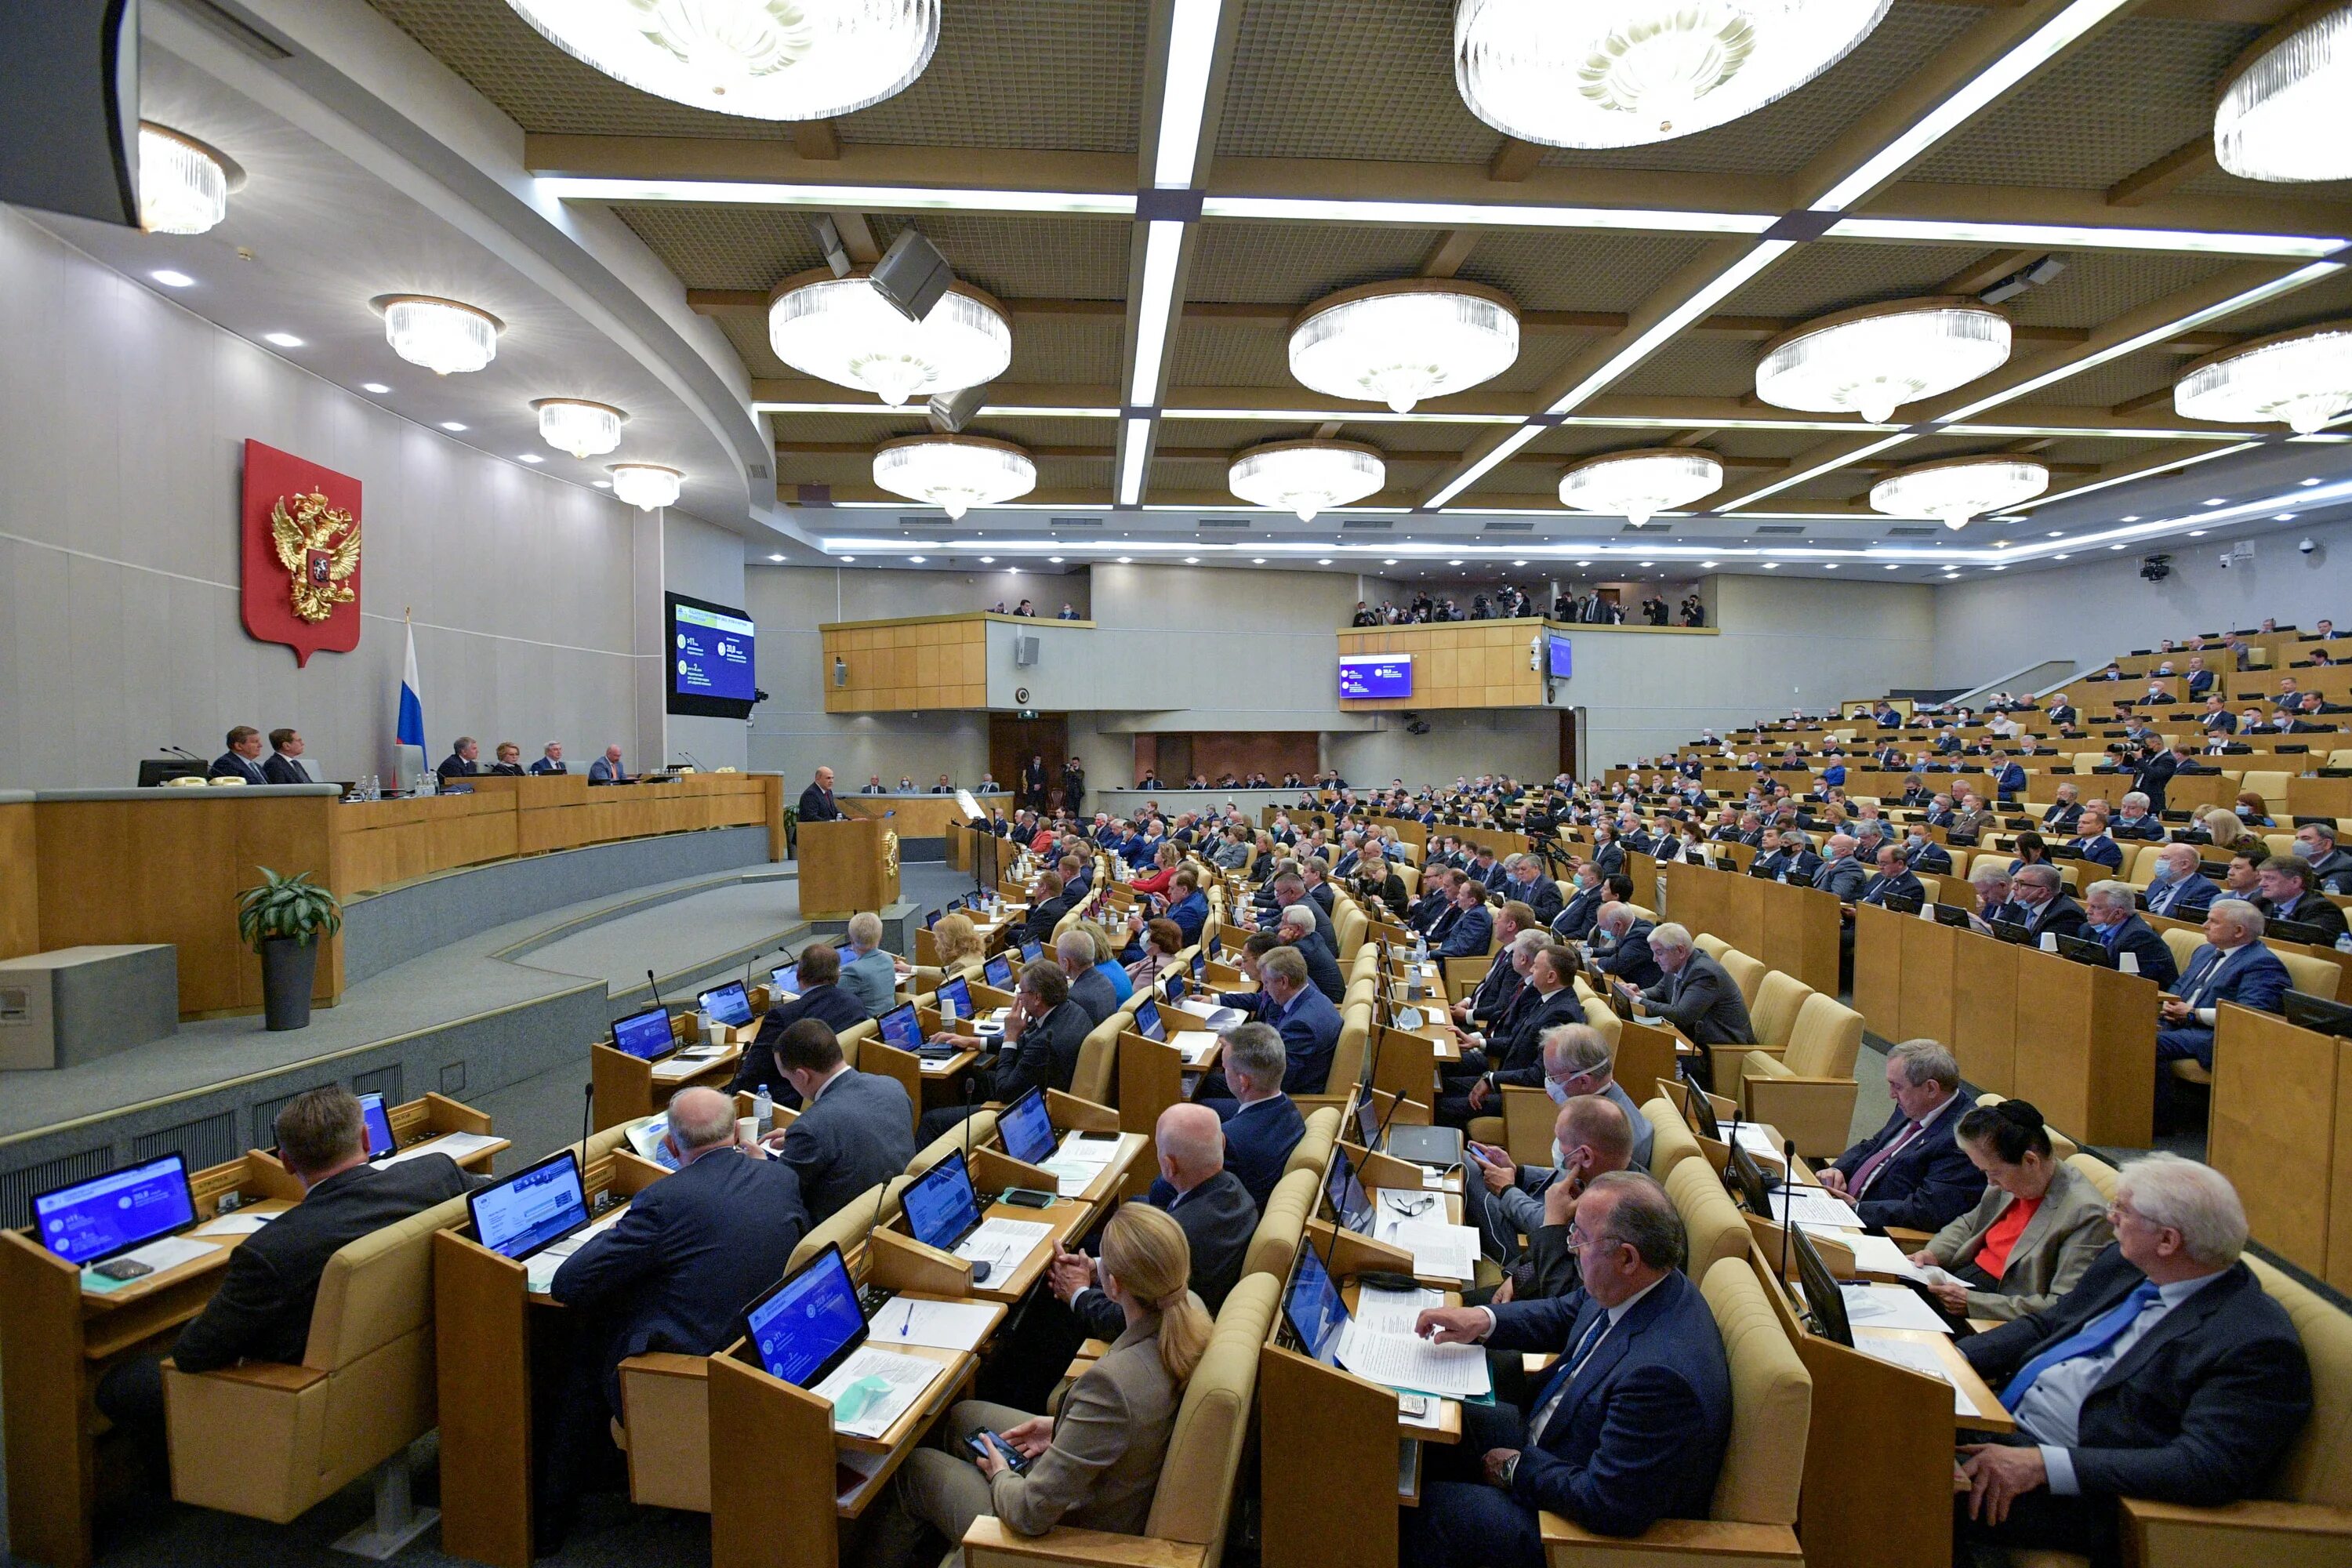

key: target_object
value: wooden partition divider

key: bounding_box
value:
[2209,1005,2352,1290]
[1660,860,1841,996]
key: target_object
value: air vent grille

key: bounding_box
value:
[1341,518,1396,530]
[1751,524,1807,536]
[898,515,949,526]
[1481,520,1536,532]
[1199,517,1250,529]
[1621,523,1672,535]
[1886,525,1937,537]
[1049,517,1100,528]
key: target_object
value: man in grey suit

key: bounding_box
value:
[1632,924,1754,1083]
[1058,930,1119,1027]
[1813,833,1870,902]
[760,1018,915,1222]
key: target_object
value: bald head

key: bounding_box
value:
[1154,1102,1226,1192]
[666,1087,739,1159]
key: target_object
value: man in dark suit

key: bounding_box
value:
[2046,695,2078,728]
[2255,855,2350,945]
[2298,822,2352,894]
[94,1087,479,1482]
[2157,900,2295,1075]
[2040,783,2084,835]
[1813,834,1870,902]
[729,942,872,1099]
[760,1019,914,1221]
[1056,928,1120,1025]
[2066,810,2125,872]
[1904,829,1955,875]
[2012,865,2089,943]
[1024,869,1074,946]
[1634,924,1755,1059]
[1406,1174,1733,1565]
[1455,903,1534,1033]
[1437,880,1497,960]
[261,728,311,784]
[1276,903,1347,1003]
[797,765,842,822]
[1820,1041,1985,1231]
[2083,882,2180,990]
[1552,864,1608,941]
[530,742,568,774]
[1589,904,1663,989]
[2142,844,2217,921]
[1199,1023,1306,1210]
[1443,940,1582,1123]
[437,735,481,783]
[1957,1157,2312,1566]
[1858,844,1927,908]
[1507,857,1565,926]
[209,724,270,783]
[547,1087,805,1541]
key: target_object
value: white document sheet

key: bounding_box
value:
[1334,1321,1493,1399]
[815,1346,947,1439]
[955,1217,1053,1276]
[387,1131,500,1165]
[194,1211,274,1237]
[863,1298,999,1353]
[1766,1187,1866,1229]
[1842,1282,1955,1335]
[1169,1031,1222,1065]
[1375,1215,1479,1281]
[524,1208,627,1294]
[85,1235,219,1285]
[1840,1232,1930,1282]
[1354,1283,1443,1337]
[1852,1335,1973,1412]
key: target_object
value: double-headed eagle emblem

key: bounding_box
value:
[270,490,361,623]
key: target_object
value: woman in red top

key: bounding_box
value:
[1130,843,1181,897]
[1907,1099,2114,1322]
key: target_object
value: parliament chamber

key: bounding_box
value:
[14,3,2352,1568]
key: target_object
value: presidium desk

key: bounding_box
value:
[8,773,784,1018]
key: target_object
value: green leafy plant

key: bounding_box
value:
[236,868,343,951]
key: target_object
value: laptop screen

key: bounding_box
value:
[902,1156,982,1252]
[34,1153,197,1266]
[1131,998,1164,1041]
[1191,949,1207,977]
[358,1092,397,1160]
[744,1243,869,1388]
[878,1002,924,1052]
[1354,1094,1380,1149]
[699,981,753,1028]
[1325,1148,1373,1232]
[937,976,973,1018]
[1283,1244,1347,1365]
[611,1007,674,1060]
[1163,971,1187,1002]
[998,1089,1056,1167]
[1020,939,1044,964]
[468,1151,590,1260]
[984,954,1015,989]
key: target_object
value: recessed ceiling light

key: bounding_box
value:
[2188,529,2207,536]
[1117,556,1131,563]
[1007,565,1020,574]
[593,479,612,488]
[2048,530,2065,537]
[1763,562,1779,569]
[1883,563,1900,569]
[1048,556,1064,563]
[2119,516,2139,522]
[1253,557,1266,564]
[1319,557,1333,565]
[2110,543,2125,550]
[2054,552,2070,559]
[1185,556,1200,564]
[517,453,543,463]
[2302,476,2322,486]
[151,269,194,288]
[1701,560,1718,567]
[2274,512,2298,521]
[2204,497,2227,506]
[1448,558,1464,565]
[439,421,466,432]
[1575,560,1592,567]
[263,332,303,348]
[842,554,856,562]
[1512,558,1527,567]
[1991,564,2006,571]
[361,383,390,394]
[1639,561,1654,567]
[909,555,927,563]
[979,555,995,563]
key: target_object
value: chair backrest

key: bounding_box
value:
[1642,1096,1702,1178]
[1665,1154,1749,1279]
[1580,995,1622,1051]
[911,1112,997,1178]
[2245,1255,2352,1507]
[1718,949,1767,1010]
[1244,1167,1318,1281]
[1334,903,1367,963]
[1702,1258,1813,1527]
[1285,1107,1341,1183]
[1143,1273,1277,1559]
[2241,770,2291,814]
[1073,1014,1122,1105]
[837,1016,876,1069]
[1693,934,1730,962]
[2161,927,2203,975]
[1329,1004,1371,1091]
[303,1191,472,1370]
[2278,949,2343,1002]
[1784,994,1863,1079]
[789,1174,910,1272]
[1749,971,1811,1051]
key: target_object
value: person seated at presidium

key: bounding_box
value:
[1911,1100,2114,1323]
[530,742,567,774]
[262,727,311,783]
[210,724,270,783]
[93,1086,481,1484]
[1955,1155,2312,1566]
[437,735,481,781]
[588,744,630,785]
[487,742,527,776]
[1406,1173,1733,1566]
[1817,1040,1986,1232]
[862,1204,1210,1568]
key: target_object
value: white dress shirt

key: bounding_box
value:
[1479,1275,1667,1445]
[2012,1271,2227,1495]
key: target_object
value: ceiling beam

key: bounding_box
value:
[793,120,842,161]
[2107,136,2218,207]
[2111,387,2178,415]
[1487,137,1545,183]
[1936,248,2043,295]
[1419,229,1481,278]
[829,210,881,263]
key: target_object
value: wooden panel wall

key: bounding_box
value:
[820,613,988,713]
[1337,619,1546,711]
[0,802,37,962]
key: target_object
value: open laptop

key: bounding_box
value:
[1369,1091,1461,1168]
[2285,989,2352,1039]
[1020,938,1044,964]
[357,1091,398,1160]
[742,1242,871,1388]
[936,975,975,1018]
[2054,932,2118,969]
[983,953,1016,989]
[1323,1145,1376,1232]
[467,1150,592,1263]
[34,1152,199,1269]
[610,1005,677,1061]
[1929,903,1973,928]
[997,1087,1057,1167]
[900,1155,996,1278]
[1131,997,1166,1042]
[1280,1240,1348,1366]
[877,1000,927,1053]
[699,981,753,1029]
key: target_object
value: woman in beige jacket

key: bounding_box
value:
[863,1204,1211,1568]
[1907,1099,2114,1322]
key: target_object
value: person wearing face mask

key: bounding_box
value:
[2082,882,2179,989]
[1441,941,1583,1125]
[2141,843,2216,920]
[1911,1100,2114,1324]
[1552,861,1608,940]
[2297,821,2352,895]
[1463,1026,1655,1259]
[1469,1091,1639,1301]
[1904,824,1955,876]
[2008,865,2088,942]
[1810,833,1869,902]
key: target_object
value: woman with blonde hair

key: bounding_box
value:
[1077,919,1135,1002]
[2203,805,2263,851]
[863,1203,1207,1567]
[1124,917,1185,991]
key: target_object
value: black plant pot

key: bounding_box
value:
[259,936,318,1031]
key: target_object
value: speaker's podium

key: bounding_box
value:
[797,815,900,920]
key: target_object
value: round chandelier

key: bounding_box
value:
[768,269,1012,406]
[1228,440,1386,521]
[2215,4,2352,182]
[532,398,628,458]
[1288,281,1521,413]
[137,123,238,235]
[1559,448,1724,527]
[1453,0,1893,148]
[1756,297,2012,425]
[375,295,503,376]
[503,0,938,121]
[1869,455,2047,531]
[608,463,684,511]
[872,434,1036,519]
[2175,321,2352,434]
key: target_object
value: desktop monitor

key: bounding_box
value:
[1131,997,1165,1042]
[997,1088,1056,1167]
[1191,949,1207,978]
[877,1002,925,1052]
[1882,892,1923,916]
[901,1156,982,1253]
[925,909,942,930]
[466,1150,590,1261]
[742,1243,869,1388]
[937,975,974,1018]
[1988,918,2031,946]
[1282,1242,1346,1366]
[611,1006,676,1061]
[1163,971,1187,1003]
[1677,1062,1721,1141]
[2284,989,2352,1039]
[1725,1140,1776,1218]
[33,1153,198,1266]
[984,953,1015,989]
[1546,633,1573,680]
[357,1092,397,1160]
[699,981,753,1028]
[1353,1091,1381,1149]
[1931,903,1973,928]
[1789,1223,1853,1347]
[1206,931,1221,960]
[2268,916,2329,948]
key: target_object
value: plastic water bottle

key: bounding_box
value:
[1413,930,1428,964]
[753,1084,772,1132]
[2338,932,2352,954]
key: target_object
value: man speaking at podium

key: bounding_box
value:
[798,765,842,822]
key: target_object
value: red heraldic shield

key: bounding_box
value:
[241,438,364,667]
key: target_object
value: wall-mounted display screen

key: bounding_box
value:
[666,591,758,718]
[1338,654,1412,700]
[1548,633,1573,678]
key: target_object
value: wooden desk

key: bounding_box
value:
[2208,1004,2352,1290]
[838,793,1009,841]
[799,816,902,922]
[591,1016,743,1131]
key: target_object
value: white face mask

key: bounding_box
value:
[1544,1077,1570,1105]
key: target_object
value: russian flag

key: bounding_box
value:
[397,618,425,750]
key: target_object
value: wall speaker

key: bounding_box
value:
[870,227,953,322]
[1013,634,1040,668]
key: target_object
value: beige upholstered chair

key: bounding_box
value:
[1283,1107,1341,1187]
[1717,949,1767,1010]
[1748,971,1813,1052]
[1642,1096,1703,1181]
[1733,995,1865,1160]
[1243,1167,1319,1281]
[1666,1155,1751,1279]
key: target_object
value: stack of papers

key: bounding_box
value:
[1170,1031,1221,1065]
[1373,1196,1479,1280]
[1852,1335,1972,1412]
[863,1297,998,1352]
[1041,1131,1121,1196]
[1726,1124,1790,1167]
[1334,1322,1492,1399]
[387,1130,501,1165]
[955,1217,1053,1276]
[1842,1283,1954,1335]
[524,1208,628,1294]
[1355,1283,1443,1336]
[1763,1186,1865,1229]
[1841,1232,1929,1282]
[814,1346,946,1439]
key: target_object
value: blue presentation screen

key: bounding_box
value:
[903,1157,981,1250]
[1339,655,1412,699]
[1548,633,1573,678]
[34,1155,197,1265]
[358,1092,397,1159]
[666,591,758,719]
[469,1152,588,1259]
[747,1247,867,1386]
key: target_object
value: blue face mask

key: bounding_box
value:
[2148,860,2178,884]
[2292,839,2319,859]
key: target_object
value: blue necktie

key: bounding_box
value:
[1530,1308,1611,1425]
[1999,1281,2161,1410]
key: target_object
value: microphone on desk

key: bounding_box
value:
[648,967,669,1014]
[165,744,207,765]
[582,1083,604,1210]
[1777,1138,1797,1296]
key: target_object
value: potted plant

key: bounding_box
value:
[236,868,341,1030]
